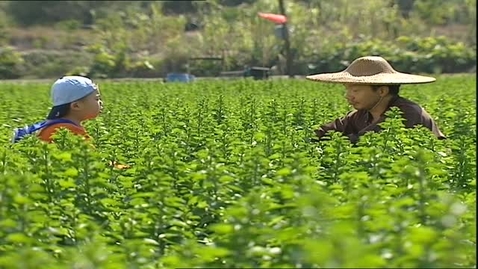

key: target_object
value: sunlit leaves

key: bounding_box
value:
[0,76,475,267]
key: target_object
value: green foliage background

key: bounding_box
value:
[0,0,476,79]
[0,75,476,267]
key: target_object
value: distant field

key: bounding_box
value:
[0,77,475,268]
[0,72,473,84]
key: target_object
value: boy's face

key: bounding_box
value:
[70,89,102,121]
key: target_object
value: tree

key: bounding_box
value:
[6,1,135,26]
[394,0,415,19]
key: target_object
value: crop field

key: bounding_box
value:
[0,76,476,268]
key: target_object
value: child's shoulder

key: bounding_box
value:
[38,120,86,141]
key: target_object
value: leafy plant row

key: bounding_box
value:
[0,76,475,268]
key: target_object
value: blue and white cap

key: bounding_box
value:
[51,76,97,106]
[47,76,98,119]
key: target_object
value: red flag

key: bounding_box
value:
[258,12,287,24]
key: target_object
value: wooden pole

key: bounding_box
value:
[261,18,265,68]
[278,0,293,78]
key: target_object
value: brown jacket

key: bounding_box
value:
[314,95,446,143]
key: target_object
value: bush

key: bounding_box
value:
[9,34,477,80]
[305,36,476,75]
[20,50,93,78]
[65,44,158,79]
[0,46,24,79]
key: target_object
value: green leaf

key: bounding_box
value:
[209,223,234,234]
[5,233,33,244]
[63,168,78,177]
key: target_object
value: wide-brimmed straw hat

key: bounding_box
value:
[306,56,436,85]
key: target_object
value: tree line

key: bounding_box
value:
[3,0,425,27]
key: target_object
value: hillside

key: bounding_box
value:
[0,0,476,79]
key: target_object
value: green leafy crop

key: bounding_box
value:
[0,75,475,268]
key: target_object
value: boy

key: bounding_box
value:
[13,76,129,169]
[13,76,102,143]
